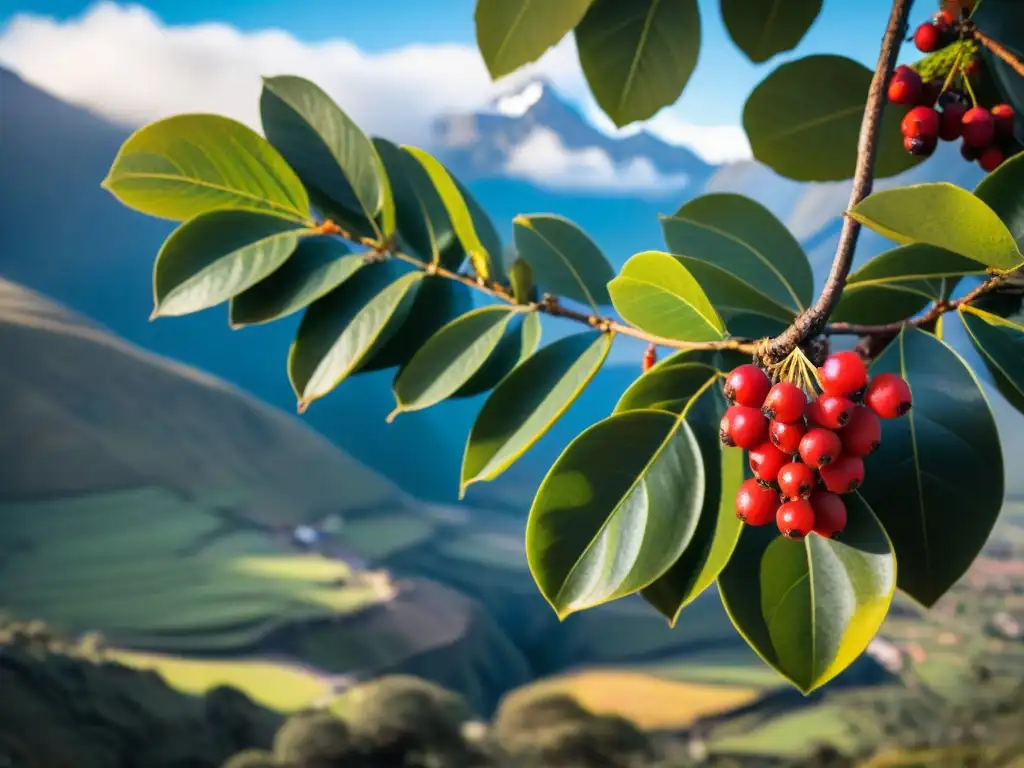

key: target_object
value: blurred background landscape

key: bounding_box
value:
[2,1,1024,765]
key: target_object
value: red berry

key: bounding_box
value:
[777,499,815,539]
[820,351,868,396]
[840,406,882,457]
[888,74,922,106]
[819,455,865,494]
[724,364,772,408]
[762,382,806,423]
[892,64,916,81]
[769,419,806,455]
[935,9,955,26]
[810,491,848,539]
[778,462,817,501]
[720,405,767,448]
[992,104,1016,137]
[865,373,913,419]
[735,478,780,526]
[940,101,967,141]
[962,107,995,148]
[807,395,855,430]
[904,134,937,157]
[749,441,790,484]
[642,345,657,372]
[901,106,940,139]
[961,140,983,161]
[980,146,1005,172]
[799,428,842,468]
[914,23,943,53]
[919,79,943,106]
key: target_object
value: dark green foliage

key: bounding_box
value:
[0,617,281,767]
[221,749,280,768]
[272,710,352,767]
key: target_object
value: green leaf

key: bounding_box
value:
[960,305,1024,416]
[673,257,796,325]
[152,208,311,318]
[613,361,721,416]
[721,0,822,64]
[859,326,1004,607]
[455,175,505,282]
[475,0,594,78]
[639,386,744,624]
[526,409,706,618]
[228,237,362,327]
[613,361,742,622]
[508,257,536,304]
[461,331,612,494]
[664,193,813,313]
[574,0,701,127]
[847,183,1024,270]
[389,306,521,418]
[288,264,422,410]
[260,76,387,239]
[401,146,495,280]
[719,495,896,693]
[742,55,921,182]
[608,251,725,342]
[973,150,1024,252]
[356,278,475,373]
[513,214,615,311]
[374,138,463,269]
[453,311,543,398]
[102,114,310,223]
[831,244,985,325]
[657,347,752,374]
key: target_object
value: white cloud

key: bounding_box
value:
[0,1,750,169]
[585,105,752,164]
[505,127,690,194]
[0,1,583,147]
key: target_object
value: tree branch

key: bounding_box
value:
[823,273,1010,336]
[323,221,758,355]
[759,0,915,364]
[972,26,1024,78]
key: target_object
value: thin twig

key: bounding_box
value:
[823,274,1009,335]
[759,0,915,364]
[973,26,1024,78]
[323,220,758,355]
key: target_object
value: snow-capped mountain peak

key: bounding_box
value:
[431,79,715,196]
[488,80,547,118]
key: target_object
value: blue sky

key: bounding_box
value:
[0,0,942,165]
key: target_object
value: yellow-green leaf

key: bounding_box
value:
[261,76,388,238]
[475,0,595,78]
[461,331,612,494]
[401,146,494,281]
[608,251,725,341]
[288,264,422,410]
[513,214,615,311]
[102,114,311,223]
[575,0,701,127]
[526,409,706,618]
[960,304,1024,416]
[718,495,896,694]
[152,208,311,318]
[847,183,1024,270]
[229,237,363,327]
[389,305,520,419]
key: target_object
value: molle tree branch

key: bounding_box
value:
[824,272,1013,336]
[972,26,1024,78]
[759,0,915,365]
[320,220,757,355]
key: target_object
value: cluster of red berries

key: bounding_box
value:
[719,351,912,541]
[888,7,1019,172]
